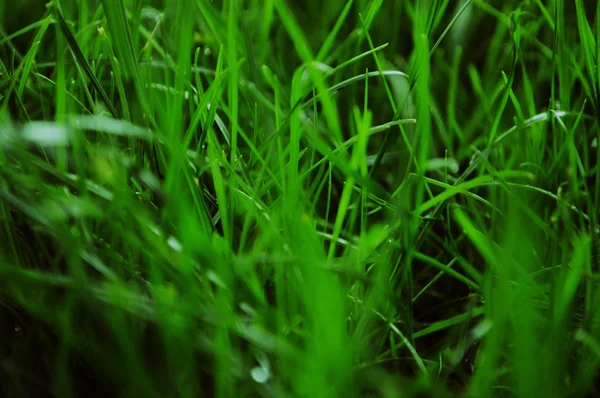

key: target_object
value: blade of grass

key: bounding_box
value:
[52,3,118,117]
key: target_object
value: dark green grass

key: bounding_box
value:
[1,0,600,397]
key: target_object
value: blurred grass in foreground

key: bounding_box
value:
[1,0,600,397]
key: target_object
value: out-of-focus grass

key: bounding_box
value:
[1,0,600,397]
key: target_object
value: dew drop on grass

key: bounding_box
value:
[251,366,270,384]
[22,123,69,146]
[471,319,492,340]
[240,302,256,316]
[167,236,183,252]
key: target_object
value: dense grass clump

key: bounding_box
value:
[1,0,600,396]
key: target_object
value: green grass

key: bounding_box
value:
[1,0,600,396]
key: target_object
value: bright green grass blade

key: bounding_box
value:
[553,234,589,326]
[0,19,56,47]
[360,0,383,41]
[162,0,194,199]
[413,307,485,339]
[597,0,600,100]
[259,0,275,64]
[15,16,52,99]
[274,0,342,145]
[452,207,498,271]
[575,0,598,102]
[415,170,534,216]
[413,12,432,209]
[102,0,159,130]
[34,73,91,113]
[327,105,372,260]
[101,0,137,81]
[375,309,428,378]
[97,27,131,120]
[52,3,118,117]
[226,0,240,249]
[412,251,479,290]
[316,0,354,62]
[429,0,472,57]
